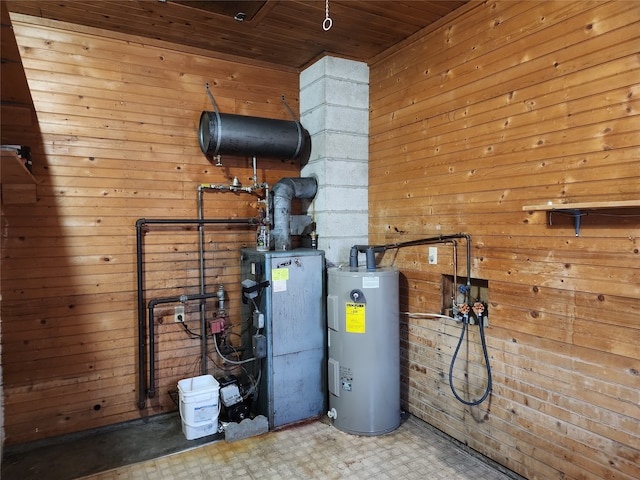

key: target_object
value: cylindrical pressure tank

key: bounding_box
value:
[198,111,311,163]
[326,266,400,436]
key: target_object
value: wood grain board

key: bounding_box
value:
[1,2,639,480]
[370,1,639,479]
[2,13,300,444]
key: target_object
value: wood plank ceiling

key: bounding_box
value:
[5,0,468,69]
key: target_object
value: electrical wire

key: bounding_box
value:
[401,312,455,321]
[242,367,262,401]
[180,320,202,338]
[403,307,492,405]
[213,334,256,365]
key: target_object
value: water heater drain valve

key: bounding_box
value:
[327,408,337,419]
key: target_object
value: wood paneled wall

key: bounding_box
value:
[369,1,639,479]
[2,15,300,444]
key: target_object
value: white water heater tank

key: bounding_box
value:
[327,265,400,435]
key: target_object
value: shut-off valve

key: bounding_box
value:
[453,286,488,326]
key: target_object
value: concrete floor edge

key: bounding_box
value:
[2,411,525,480]
[402,414,526,480]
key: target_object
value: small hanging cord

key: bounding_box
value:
[323,0,332,31]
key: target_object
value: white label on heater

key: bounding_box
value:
[362,276,380,289]
[272,268,288,292]
[273,279,287,292]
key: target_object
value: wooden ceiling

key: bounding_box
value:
[5,0,468,69]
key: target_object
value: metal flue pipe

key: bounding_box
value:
[271,177,318,251]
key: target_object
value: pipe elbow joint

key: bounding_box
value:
[349,246,358,268]
[271,177,318,250]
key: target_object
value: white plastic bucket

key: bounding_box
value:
[177,374,220,440]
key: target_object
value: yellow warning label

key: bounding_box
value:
[345,302,366,333]
[272,268,289,281]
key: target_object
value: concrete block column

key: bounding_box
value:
[300,56,369,266]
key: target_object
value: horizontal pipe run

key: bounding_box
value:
[148,292,223,309]
[385,234,469,249]
[136,218,257,227]
[351,233,469,252]
[350,234,470,271]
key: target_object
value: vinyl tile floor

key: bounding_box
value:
[75,414,518,480]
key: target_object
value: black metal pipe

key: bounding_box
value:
[135,217,256,409]
[136,222,146,409]
[197,189,206,376]
[350,234,470,277]
[383,233,469,250]
[137,218,256,226]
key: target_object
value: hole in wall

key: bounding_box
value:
[441,275,489,326]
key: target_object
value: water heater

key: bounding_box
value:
[326,266,400,435]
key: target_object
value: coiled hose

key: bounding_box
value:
[448,313,492,406]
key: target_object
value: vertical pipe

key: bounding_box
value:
[197,186,207,374]
[252,156,258,186]
[271,177,318,250]
[147,303,157,398]
[136,220,147,409]
[264,184,270,225]
[464,234,471,303]
[452,240,458,310]
[349,246,358,268]
[366,247,376,271]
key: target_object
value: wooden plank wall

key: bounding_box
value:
[2,15,300,444]
[369,1,639,479]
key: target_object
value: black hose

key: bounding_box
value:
[448,316,493,406]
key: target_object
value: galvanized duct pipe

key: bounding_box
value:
[199,112,311,163]
[271,177,318,251]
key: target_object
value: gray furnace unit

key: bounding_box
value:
[327,265,400,435]
[240,248,326,429]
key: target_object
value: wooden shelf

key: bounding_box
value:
[523,200,640,236]
[522,200,640,211]
[1,150,36,184]
[1,150,37,204]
